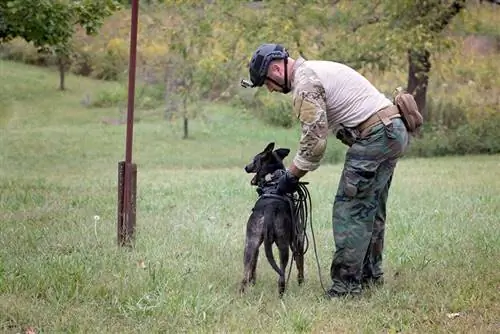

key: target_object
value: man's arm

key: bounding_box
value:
[289,162,308,178]
[289,79,329,179]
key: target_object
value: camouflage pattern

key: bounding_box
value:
[291,62,329,172]
[287,56,409,295]
[290,57,393,172]
[362,171,392,283]
[328,118,409,295]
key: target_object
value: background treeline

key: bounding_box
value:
[1,0,499,157]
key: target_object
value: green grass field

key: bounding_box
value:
[1,60,499,333]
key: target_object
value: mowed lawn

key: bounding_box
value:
[1,60,499,333]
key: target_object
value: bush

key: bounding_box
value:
[89,82,166,110]
[90,40,129,81]
[232,87,298,128]
[90,87,127,108]
[70,48,93,76]
[259,98,296,128]
[0,38,55,66]
[426,95,468,130]
[406,111,500,157]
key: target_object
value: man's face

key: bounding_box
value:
[264,62,285,93]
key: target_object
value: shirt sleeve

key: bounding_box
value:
[292,74,329,172]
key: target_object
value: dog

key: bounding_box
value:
[239,142,305,297]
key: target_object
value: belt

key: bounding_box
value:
[356,105,401,137]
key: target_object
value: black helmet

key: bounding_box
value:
[247,43,289,87]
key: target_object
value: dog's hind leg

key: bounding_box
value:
[294,236,305,286]
[240,236,262,294]
[250,248,259,285]
[276,242,290,297]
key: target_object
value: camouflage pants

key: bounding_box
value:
[329,117,409,294]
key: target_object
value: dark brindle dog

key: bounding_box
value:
[239,142,305,296]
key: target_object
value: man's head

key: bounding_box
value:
[243,43,294,94]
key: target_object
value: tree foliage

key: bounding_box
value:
[0,0,475,121]
[0,0,120,89]
[160,1,217,139]
[229,0,466,118]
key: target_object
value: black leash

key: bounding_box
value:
[288,182,328,294]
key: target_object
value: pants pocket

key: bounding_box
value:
[343,169,376,198]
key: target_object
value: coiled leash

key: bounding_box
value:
[287,182,327,293]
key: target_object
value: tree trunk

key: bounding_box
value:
[405,1,465,122]
[182,96,189,139]
[407,48,430,120]
[58,56,66,91]
[183,117,189,139]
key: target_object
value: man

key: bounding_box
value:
[241,43,409,298]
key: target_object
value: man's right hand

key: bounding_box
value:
[276,169,299,195]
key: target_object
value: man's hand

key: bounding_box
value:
[335,128,356,147]
[276,169,300,195]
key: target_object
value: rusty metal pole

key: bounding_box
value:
[118,0,139,248]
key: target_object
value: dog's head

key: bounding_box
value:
[244,142,290,186]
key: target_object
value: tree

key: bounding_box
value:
[239,0,467,120]
[342,0,466,119]
[0,0,120,90]
[161,1,216,139]
[405,1,466,119]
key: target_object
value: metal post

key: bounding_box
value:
[118,0,139,247]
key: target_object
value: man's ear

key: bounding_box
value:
[263,142,275,153]
[274,148,290,160]
[270,62,281,75]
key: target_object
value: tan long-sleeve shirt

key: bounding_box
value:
[290,57,392,171]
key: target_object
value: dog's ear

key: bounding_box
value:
[274,148,290,160]
[263,142,275,154]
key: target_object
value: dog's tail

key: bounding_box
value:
[263,209,284,277]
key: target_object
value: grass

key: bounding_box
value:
[1,60,499,333]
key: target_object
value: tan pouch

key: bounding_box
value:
[393,87,424,134]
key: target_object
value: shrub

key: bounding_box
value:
[89,82,166,110]
[0,38,55,66]
[232,87,298,128]
[406,111,500,157]
[426,95,468,130]
[70,47,93,76]
[258,95,296,128]
[92,38,129,81]
[90,87,127,108]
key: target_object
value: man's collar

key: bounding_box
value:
[290,56,307,90]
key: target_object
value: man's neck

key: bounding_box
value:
[289,56,306,89]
